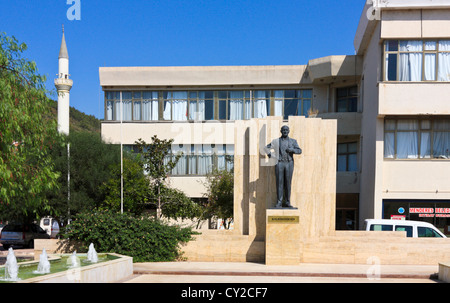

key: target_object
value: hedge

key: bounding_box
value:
[62,209,198,262]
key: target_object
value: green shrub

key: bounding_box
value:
[62,209,198,262]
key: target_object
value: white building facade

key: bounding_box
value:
[100,0,450,234]
[356,0,450,234]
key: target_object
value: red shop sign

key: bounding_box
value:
[435,208,450,214]
[409,208,434,214]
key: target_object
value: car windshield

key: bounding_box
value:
[418,226,443,238]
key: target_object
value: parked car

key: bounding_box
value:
[40,217,60,238]
[0,223,50,249]
[364,219,447,238]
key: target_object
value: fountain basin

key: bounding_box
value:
[1,253,132,283]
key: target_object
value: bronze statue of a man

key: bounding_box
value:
[265,126,302,208]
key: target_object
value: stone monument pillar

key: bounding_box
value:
[234,116,337,265]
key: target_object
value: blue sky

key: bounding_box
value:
[1,0,365,119]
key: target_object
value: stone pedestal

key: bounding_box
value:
[265,208,301,265]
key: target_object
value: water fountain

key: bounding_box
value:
[0,246,131,283]
[4,248,19,281]
[33,248,51,274]
[67,251,80,268]
[86,243,98,263]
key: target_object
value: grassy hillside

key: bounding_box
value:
[48,100,101,134]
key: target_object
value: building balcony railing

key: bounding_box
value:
[318,112,362,136]
[54,78,73,91]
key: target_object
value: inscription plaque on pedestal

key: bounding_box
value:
[268,216,299,224]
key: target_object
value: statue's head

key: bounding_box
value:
[281,125,290,138]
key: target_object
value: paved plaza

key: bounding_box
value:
[122,261,442,283]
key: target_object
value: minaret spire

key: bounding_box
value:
[59,24,69,60]
[55,26,73,135]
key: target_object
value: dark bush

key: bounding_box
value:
[62,209,198,262]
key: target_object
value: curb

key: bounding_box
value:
[133,269,439,280]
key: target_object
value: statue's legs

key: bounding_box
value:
[275,163,284,207]
[284,161,294,207]
[275,161,294,207]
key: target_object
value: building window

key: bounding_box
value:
[105,91,119,121]
[277,90,312,120]
[218,91,251,120]
[131,91,159,121]
[105,89,313,122]
[337,142,358,171]
[164,144,234,176]
[251,90,269,118]
[126,144,233,176]
[141,91,159,121]
[105,91,159,121]
[120,92,132,120]
[104,91,133,121]
[384,117,450,159]
[188,91,214,121]
[163,91,188,121]
[336,87,357,112]
[192,145,214,175]
[217,90,272,120]
[384,40,450,82]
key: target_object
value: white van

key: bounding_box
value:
[364,219,447,238]
[40,217,60,239]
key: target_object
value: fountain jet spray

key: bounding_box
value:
[87,243,98,263]
[34,248,51,274]
[4,248,19,281]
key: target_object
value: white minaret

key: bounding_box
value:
[54,25,72,135]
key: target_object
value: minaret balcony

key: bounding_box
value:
[54,78,73,91]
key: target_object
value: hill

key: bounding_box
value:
[48,100,101,134]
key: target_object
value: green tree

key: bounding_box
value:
[46,131,121,225]
[101,155,149,215]
[135,136,202,221]
[135,136,181,219]
[159,186,203,221]
[0,33,62,222]
[203,168,234,229]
